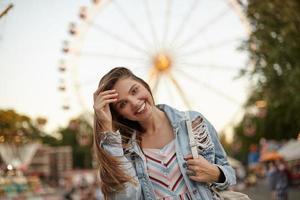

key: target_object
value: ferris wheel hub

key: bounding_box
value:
[153,54,172,72]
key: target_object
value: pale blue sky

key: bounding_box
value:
[0,0,86,132]
[0,0,250,135]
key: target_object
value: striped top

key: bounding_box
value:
[143,140,192,200]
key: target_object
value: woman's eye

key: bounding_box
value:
[119,101,127,109]
[132,86,138,95]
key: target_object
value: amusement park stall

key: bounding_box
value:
[278,140,300,185]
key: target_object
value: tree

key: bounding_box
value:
[0,109,41,143]
[233,0,300,161]
[58,117,94,169]
[0,109,59,145]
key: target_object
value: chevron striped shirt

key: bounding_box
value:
[143,140,192,200]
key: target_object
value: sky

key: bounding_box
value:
[0,0,86,132]
[0,0,250,137]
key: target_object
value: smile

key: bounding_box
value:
[136,102,146,114]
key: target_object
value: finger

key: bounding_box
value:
[94,83,114,97]
[184,154,193,161]
[94,90,116,101]
[94,84,105,96]
[186,159,202,166]
[93,89,102,101]
[189,176,201,182]
[186,169,196,176]
[186,156,205,165]
[187,165,199,172]
[102,98,118,105]
[94,98,118,110]
[101,93,118,100]
[99,90,117,96]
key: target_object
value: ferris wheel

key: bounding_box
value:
[58,0,251,131]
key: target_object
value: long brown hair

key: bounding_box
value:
[94,67,153,199]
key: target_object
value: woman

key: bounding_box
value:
[93,67,236,200]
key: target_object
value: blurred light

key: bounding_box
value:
[255,100,266,108]
[0,136,4,143]
[7,164,13,170]
[153,54,171,72]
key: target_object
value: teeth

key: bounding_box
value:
[137,102,146,113]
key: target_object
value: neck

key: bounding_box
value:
[139,107,166,136]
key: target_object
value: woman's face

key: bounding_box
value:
[112,77,154,122]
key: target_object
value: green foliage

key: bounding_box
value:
[73,146,93,169]
[239,0,300,137]
[0,109,60,146]
[40,135,60,146]
[233,115,263,163]
[233,0,300,161]
[0,109,41,143]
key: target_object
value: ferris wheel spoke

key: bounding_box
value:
[88,20,151,56]
[146,68,160,99]
[169,0,199,48]
[162,0,172,47]
[177,37,243,57]
[147,68,158,84]
[143,0,160,52]
[75,51,149,62]
[173,68,240,105]
[111,1,153,50]
[164,75,176,105]
[175,7,230,50]
[174,62,244,71]
[0,3,13,18]
[167,72,192,109]
[151,73,161,96]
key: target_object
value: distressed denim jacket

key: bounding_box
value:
[100,104,236,199]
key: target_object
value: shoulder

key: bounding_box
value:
[158,104,216,133]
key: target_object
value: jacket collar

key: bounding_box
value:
[156,104,186,129]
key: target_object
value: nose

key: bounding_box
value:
[128,96,140,110]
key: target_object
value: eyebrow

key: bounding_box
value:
[114,84,137,107]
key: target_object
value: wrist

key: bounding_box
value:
[215,166,225,183]
[97,122,113,132]
[99,130,113,135]
[211,165,221,182]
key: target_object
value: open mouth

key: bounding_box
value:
[135,102,146,114]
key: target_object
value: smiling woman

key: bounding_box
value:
[93,67,236,200]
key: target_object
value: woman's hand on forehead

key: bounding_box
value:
[93,86,119,131]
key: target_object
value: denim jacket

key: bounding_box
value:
[100,104,236,199]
